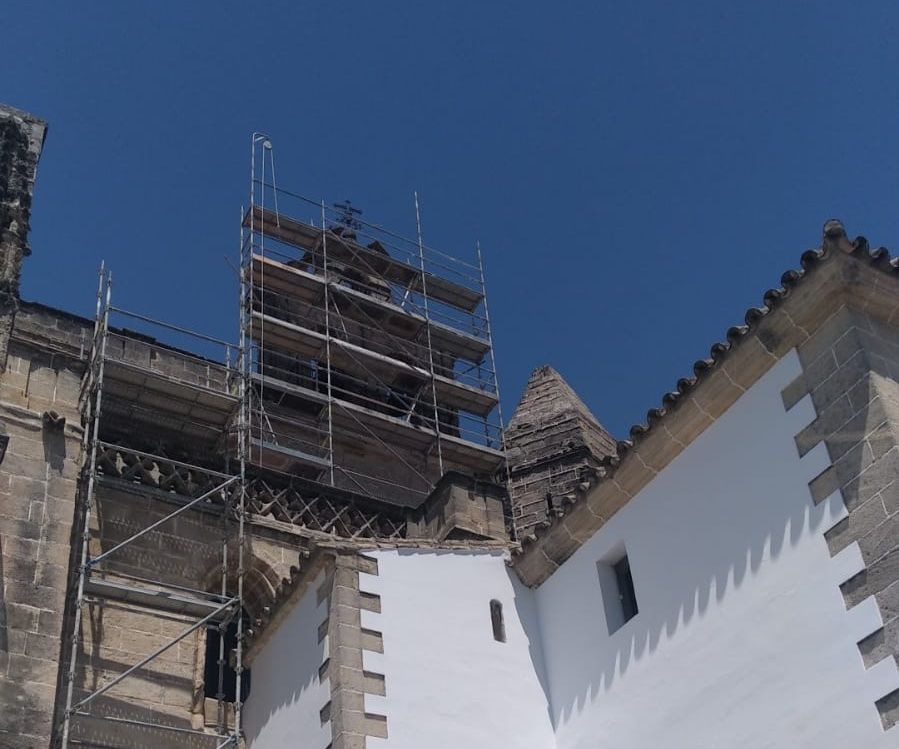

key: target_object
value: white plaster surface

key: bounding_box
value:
[243,570,330,749]
[535,352,899,749]
[244,353,899,749]
[362,548,555,749]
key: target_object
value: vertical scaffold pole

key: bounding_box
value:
[477,241,513,521]
[215,481,229,733]
[230,134,269,748]
[321,201,336,486]
[232,407,247,746]
[60,265,111,749]
[413,192,444,477]
[252,134,265,463]
[224,200,243,729]
[476,241,507,449]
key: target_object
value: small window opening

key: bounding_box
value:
[612,555,638,624]
[204,610,251,703]
[489,599,506,643]
[597,548,639,634]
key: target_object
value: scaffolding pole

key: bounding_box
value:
[476,241,514,536]
[321,200,336,485]
[243,176,506,506]
[477,240,513,496]
[58,264,245,748]
[57,136,512,747]
[413,191,445,476]
[60,265,110,749]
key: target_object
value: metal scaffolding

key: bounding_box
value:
[58,267,247,749]
[243,136,505,508]
[55,134,506,747]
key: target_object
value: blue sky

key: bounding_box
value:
[4,2,898,437]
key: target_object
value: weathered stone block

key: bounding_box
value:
[754,308,807,357]
[876,688,899,730]
[664,396,715,448]
[880,481,899,516]
[721,336,778,390]
[7,653,58,687]
[691,368,744,419]
[809,349,870,412]
[875,579,899,625]
[780,373,809,411]
[560,504,600,544]
[859,511,899,567]
[869,421,896,461]
[23,631,62,663]
[37,609,60,636]
[536,521,582,568]
[783,262,845,334]
[611,455,649,499]
[0,491,32,522]
[857,625,892,669]
[843,549,899,608]
[832,327,864,366]
[801,348,839,391]
[590,480,631,520]
[824,497,888,557]
[635,425,683,474]
[5,581,60,611]
[361,669,385,696]
[842,449,899,512]
[833,439,875,494]
[514,546,558,587]
[407,472,507,541]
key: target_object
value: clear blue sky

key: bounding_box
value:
[4,2,898,437]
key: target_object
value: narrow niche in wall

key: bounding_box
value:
[489,599,506,643]
[596,546,639,635]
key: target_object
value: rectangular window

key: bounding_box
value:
[490,599,506,643]
[597,547,639,634]
[612,555,638,623]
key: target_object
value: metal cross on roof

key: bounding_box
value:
[333,200,362,230]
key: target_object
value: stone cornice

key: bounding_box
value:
[512,223,899,587]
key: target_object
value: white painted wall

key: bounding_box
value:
[245,352,899,749]
[243,570,331,749]
[361,549,555,749]
[536,352,899,749]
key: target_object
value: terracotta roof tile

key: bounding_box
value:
[513,220,898,550]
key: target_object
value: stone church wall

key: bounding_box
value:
[0,378,77,746]
[0,304,326,749]
[0,318,84,748]
[65,482,307,748]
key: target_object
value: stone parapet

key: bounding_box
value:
[406,471,508,541]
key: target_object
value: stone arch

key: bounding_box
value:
[197,544,281,624]
[191,550,282,728]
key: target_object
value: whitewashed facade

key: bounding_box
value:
[245,352,899,748]
[244,227,899,748]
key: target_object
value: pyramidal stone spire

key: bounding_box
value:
[505,366,617,536]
